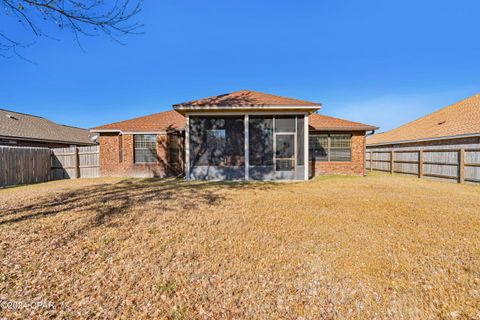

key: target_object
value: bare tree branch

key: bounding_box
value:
[0,0,143,59]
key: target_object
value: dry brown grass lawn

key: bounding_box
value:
[0,174,479,319]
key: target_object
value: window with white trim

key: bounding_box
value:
[134,134,157,163]
[329,134,352,161]
[309,134,352,162]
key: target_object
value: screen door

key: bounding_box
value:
[275,133,295,178]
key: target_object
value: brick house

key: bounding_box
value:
[367,93,480,149]
[92,90,377,180]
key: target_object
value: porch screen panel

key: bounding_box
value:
[275,116,295,132]
[274,116,296,179]
[189,116,245,179]
[206,129,226,165]
[249,116,274,180]
[296,116,304,166]
[189,117,209,166]
[295,115,305,180]
[276,135,295,170]
[249,116,273,165]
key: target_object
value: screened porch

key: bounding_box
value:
[187,114,308,180]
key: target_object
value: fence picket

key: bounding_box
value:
[367,147,480,183]
[0,145,99,188]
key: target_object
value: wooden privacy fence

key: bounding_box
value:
[51,145,99,180]
[366,148,480,183]
[0,146,51,187]
[0,145,99,188]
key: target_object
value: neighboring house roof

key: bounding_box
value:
[92,110,376,133]
[0,109,96,145]
[309,113,378,131]
[173,90,320,108]
[367,93,480,146]
[91,110,185,133]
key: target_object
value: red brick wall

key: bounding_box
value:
[308,131,366,177]
[99,133,183,178]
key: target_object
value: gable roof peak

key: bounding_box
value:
[173,90,320,109]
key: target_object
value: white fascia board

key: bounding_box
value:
[310,127,377,132]
[185,111,313,116]
[122,131,168,135]
[367,132,480,147]
[89,129,121,133]
[90,129,168,135]
[174,105,321,111]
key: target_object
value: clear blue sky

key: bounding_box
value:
[1,0,479,132]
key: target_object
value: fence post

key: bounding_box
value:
[74,147,80,179]
[390,150,394,174]
[369,152,373,172]
[49,150,53,181]
[459,148,465,183]
[418,150,423,179]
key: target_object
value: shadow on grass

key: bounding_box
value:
[0,178,278,228]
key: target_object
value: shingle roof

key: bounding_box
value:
[0,109,96,145]
[367,93,480,146]
[91,110,185,133]
[173,90,320,107]
[309,113,377,131]
[92,109,376,133]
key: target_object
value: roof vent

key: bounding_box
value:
[6,114,18,120]
[438,120,446,125]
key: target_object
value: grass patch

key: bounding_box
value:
[0,175,479,319]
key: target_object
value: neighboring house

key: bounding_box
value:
[0,109,97,148]
[92,90,377,180]
[367,93,480,149]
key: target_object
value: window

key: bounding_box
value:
[134,134,157,163]
[168,134,180,163]
[330,134,352,161]
[309,134,352,162]
[309,134,328,161]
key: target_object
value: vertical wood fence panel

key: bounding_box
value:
[78,145,100,178]
[51,147,77,180]
[0,146,51,188]
[51,146,99,180]
[367,147,480,184]
[1,145,99,188]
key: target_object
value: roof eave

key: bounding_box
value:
[367,132,480,146]
[90,129,122,133]
[0,135,95,145]
[310,126,378,132]
[90,129,183,134]
[173,104,321,115]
